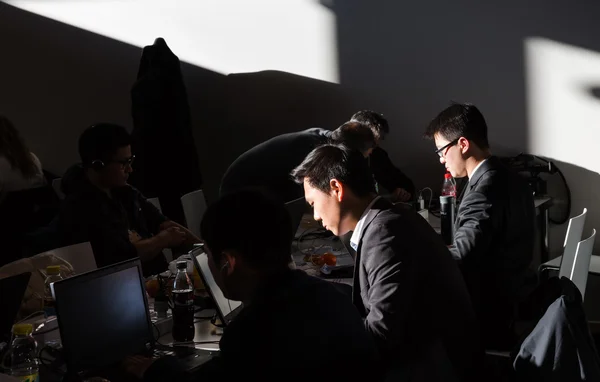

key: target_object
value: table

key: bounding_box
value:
[539,255,600,276]
[422,197,552,262]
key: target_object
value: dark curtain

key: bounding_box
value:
[129,38,202,224]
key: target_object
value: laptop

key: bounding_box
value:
[190,245,243,326]
[285,196,308,238]
[0,272,31,342]
[52,259,213,379]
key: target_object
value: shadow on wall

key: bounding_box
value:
[0,3,371,204]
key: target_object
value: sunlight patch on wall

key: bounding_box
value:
[526,37,600,173]
[4,0,339,83]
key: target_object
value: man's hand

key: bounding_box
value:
[123,355,156,380]
[129,230,142,244]
[392,188,411,202]
[159,220,179,231]
[158,227,187,248]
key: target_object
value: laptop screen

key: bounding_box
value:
[53,259,153,372]
[190,246,242,324]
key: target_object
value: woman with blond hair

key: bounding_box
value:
[0,115,45,201]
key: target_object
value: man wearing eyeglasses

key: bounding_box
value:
[59,123,199,276]
[424,103,536,350]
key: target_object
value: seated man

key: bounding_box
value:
[424,102,536,349]
[350,110,416,201]
[125,190,379,381]
[59,123,198,276]
[219,121,375,203]
[291,145,481,381]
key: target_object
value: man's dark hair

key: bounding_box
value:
[330,121,376,154]
[200,189,293,269]
[424,102,490,149]
[350,110,390,141]
[291,144,376,197]
[78,123,133,165]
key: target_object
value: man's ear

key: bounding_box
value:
[221,250,237,275]
[458,137,470,155]
[329,178,344,202]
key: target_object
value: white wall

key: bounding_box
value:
[3,0,600,261]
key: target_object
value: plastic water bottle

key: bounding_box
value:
[172,261,195,342]
[7,324,39,382]
[441,172,457,197]
[43,265,62,317]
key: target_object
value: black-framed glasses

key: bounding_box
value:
[434,139,459,158]
[112,155,135,168]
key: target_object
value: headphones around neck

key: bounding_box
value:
[220,261,230,272]
[90,159,106,171]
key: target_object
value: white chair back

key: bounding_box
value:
[147,197,161,211]
[570,229,596,300]
[37,242,96,275]
[52,178,65,200]
[181,189,207,239]
[559,208,587,279]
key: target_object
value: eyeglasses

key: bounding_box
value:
[112,155,135,168]
[435,139,459,158]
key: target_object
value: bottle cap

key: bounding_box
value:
[12,323,33,336]
[46,265,61,275]
[444,172,452,179]
[176,261,188,270]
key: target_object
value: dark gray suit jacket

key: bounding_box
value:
[451,156,535,347]
[352,198,481,382]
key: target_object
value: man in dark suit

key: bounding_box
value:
[424,102,536,350]
[124,190,379,382]
[292,144,481,382]
[351,110,415,201]
[219,121,375,203]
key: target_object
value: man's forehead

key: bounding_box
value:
[433,133,451,145]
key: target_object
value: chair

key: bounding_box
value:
[181,189,207,239]
[538,208,587,277]
[147,197,161,211]
[36,242,97,275]
[52,178,65,200]
[570,229,596,300]
[559,208,588,278]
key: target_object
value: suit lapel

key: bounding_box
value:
[351,197,392,312]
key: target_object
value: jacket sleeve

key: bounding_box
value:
[59,198,137,268]
[138,193,168,234]
[361,221,416,357]
[369,147,415,198]
[449,189,496,263]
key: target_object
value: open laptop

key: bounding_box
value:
[52,259,213,379]
[190,245,243,326]
[0,272,31,342]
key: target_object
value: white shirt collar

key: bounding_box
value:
[469,158,489,181]
[349,196,382,251]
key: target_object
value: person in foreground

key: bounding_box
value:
[350,110,415,201]
[291,144,481,382]
[424,102,536,350]
[59,123,199,276]
[126,190,380,381]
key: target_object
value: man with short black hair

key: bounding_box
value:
[59,123,198,276]
[424,102,536,349]
[291,144,481,381]
[350,110,415,201]
[125,189,379,381]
